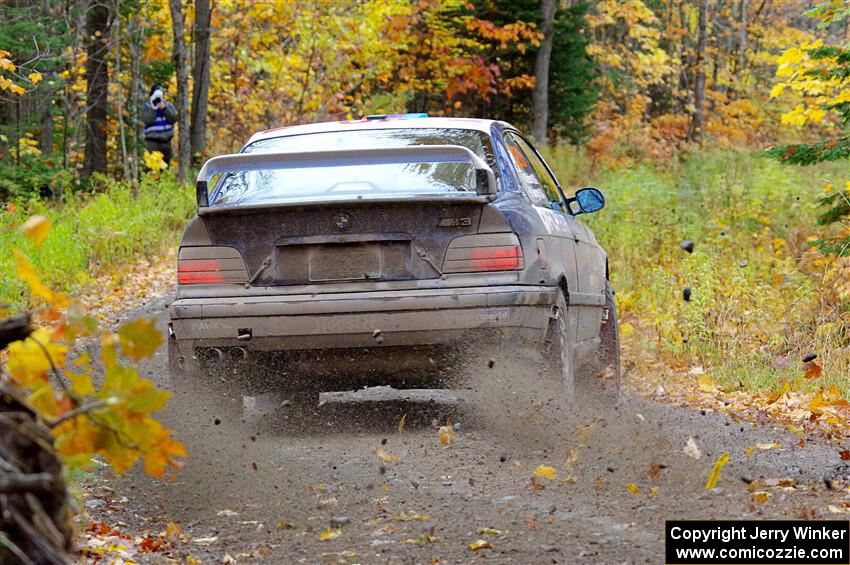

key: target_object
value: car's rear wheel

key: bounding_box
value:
[576,281,621,405]
[546,290,576,404]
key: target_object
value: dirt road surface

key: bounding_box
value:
[83,293,850,564]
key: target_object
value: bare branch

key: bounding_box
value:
[0,472,62,495]
[48,399,109,428]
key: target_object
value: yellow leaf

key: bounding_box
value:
[769,83,785,98]
[101,432,142,475]
[397,413,406,433]
[127,386,171,414]
[533,465,557,480]
[20,215,51,246]
[68,372,96,396]
[6,328,67,389]
[626,482,640,494]
[753,491,769,504]
[117,318,163,362]
[27,384,60,418]
[394,511,429,521]
[649,486,659,497]
[27,71,42,84]
[13,249,59,305]
[143,150,168,172]
[697,374,717,393]
[376,447,399,463]
[319,527,342,540]
[438,424,454,445]
[476,527,502,535]
[705,452,729,490]
[468,539,492,551]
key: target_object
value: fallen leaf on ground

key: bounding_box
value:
[647,463,664,479]
[397,413,407,433]
[400,529,438,544]
[165,521,181,541]
[839,449,850,461]
[476,527,503,535]
[534,465,557,480]
[377,447,399,463]
[320,527,342,540]
[626,483,640,494]
[577,424,594,443]
[276,520,295,530]
[684,437,702,460]
[804,363,822,379]
[745,442,780,455]
[649,486,659,497]
[468,539,493,551]
[753,492,769,504]
[698,374,718,393]
[705,453,730,490]
[394,511,429,522]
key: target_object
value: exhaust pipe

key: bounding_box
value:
[229,347,248,363]
[205,347,224,363]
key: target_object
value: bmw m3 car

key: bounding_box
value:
[167,115,620,403]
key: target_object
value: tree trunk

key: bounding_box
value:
[691,0,708,141]
[114,0,131,183]
[737,0,748,76]
[531,0,556,145]
[190,0,211,164]
[169,0,191,182]
[82,1,111,177]
[128,12,142,188]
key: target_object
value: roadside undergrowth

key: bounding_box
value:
[547,148,850,440]
[0,171,193,310]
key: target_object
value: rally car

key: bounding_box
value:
[167,115,619,404]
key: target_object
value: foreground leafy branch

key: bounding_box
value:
[0,216,185,563]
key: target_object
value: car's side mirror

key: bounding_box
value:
[567,187,605,215]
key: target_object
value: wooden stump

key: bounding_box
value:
[1,315,73,564]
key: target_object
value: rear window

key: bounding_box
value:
[211,128,494,206]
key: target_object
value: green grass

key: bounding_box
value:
[545,147,850,398]
[1,172,195,310]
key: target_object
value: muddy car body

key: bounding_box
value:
[168,116,619,401]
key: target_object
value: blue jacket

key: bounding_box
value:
[141,102,177,142]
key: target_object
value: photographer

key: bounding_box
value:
[140,83,178,166]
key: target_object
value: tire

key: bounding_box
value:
[546,290,576,404]
[576,281,621,405]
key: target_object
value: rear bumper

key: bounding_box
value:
[169,285,557,351]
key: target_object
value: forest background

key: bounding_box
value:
[3,0,850,426]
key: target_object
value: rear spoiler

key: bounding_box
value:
[195,144,497,208]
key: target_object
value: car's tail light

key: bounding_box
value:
[177,246,249,285]
[443,233,524,273]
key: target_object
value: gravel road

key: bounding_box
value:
[83,292,850,564]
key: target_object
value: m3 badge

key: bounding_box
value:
[438,217,472,228]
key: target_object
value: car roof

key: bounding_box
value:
[245,117,511,146]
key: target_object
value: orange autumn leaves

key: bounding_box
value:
[4,216,184,479]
